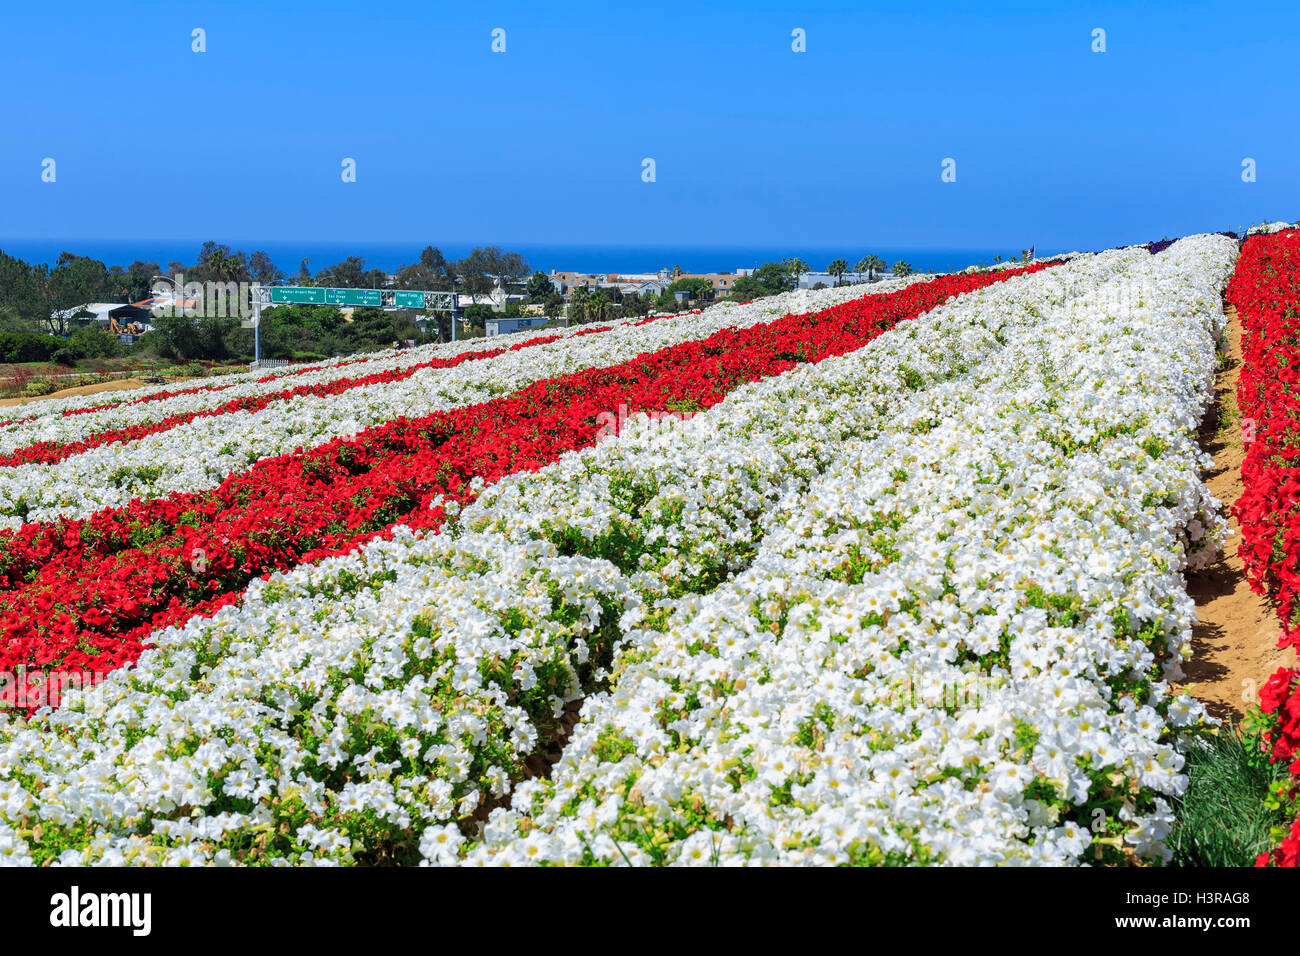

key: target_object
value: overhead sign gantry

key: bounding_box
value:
[244,286,459,364]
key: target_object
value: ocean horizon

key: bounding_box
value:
[0,238,1069,279]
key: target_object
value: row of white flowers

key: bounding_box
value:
[0,279,923,527]
[1246,220,1297,235]
[0,334,515,454]
[0,251,1126,865]
[0,299,743,448]
[460,234,1237,866]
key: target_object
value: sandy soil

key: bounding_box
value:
[1179,304,1294,722]
[0,377,147,408]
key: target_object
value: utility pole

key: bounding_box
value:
[245,284,270,367]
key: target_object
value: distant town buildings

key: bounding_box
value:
[547,268,753,299]
[547,272,666,298]
[66,262,889,343]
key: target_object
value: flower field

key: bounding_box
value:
[1226,227,1300,867]
[0,236,1257,865]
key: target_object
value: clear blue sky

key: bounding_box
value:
[1,0,1295,252]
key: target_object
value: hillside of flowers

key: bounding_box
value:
[1225,227,1300,867]
[0,237,1246,864]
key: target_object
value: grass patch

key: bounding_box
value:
[1215,373,1242,444]
[1168,724,1291,867]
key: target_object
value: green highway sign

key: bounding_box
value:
[269,287,329,304]
[263,287,453,310]
[324,288,382,307]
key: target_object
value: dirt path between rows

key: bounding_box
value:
[1178,303,1293,722]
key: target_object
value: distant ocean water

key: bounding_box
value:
[0,238,1061,277]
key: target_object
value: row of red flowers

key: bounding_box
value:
[0,333,566,469]
[1224,228,1300,867]
[0,350,394,434]
[31,312,681,427]
[0,265,1051,712]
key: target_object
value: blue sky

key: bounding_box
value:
[1,0,1295,252]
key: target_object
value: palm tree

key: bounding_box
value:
[854,256,872,282]
[783,257,809,289]
[891,260,913,277]
[827,259,848,287]
[588,290,609,323]
[569,286,590,324]
[204,247,229,281]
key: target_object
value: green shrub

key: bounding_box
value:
[69,327,122,359]
[21,379,56,397]
[0,332,68,363]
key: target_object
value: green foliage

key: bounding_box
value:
[462,304,495,335]
[525,271,554,301]
[756,263,797,294]
[150,302,433,362]
[0,305,37,334]
[0,250,49,324]
[457,246,527,298]
[0,332,71,363]
[620,292,653,317]
[730,263,797,301]
[728,276,767,300]
[1168,725,1294,867]
[569,287,594,323]
[191,242,251,283]
[21,379,56,397]
[69,326,123,359]
[48,253,110,314]
[592,727,637,764]
[0,326,124,364]
[150,312,204,360]
[336,308,429,354]
[314,255,380,289]
[587,290,611,322]
[0,240,537,361]
[665,277,713,298]
[392,246,454,293]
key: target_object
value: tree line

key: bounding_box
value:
[0,241,923,364]
[0,241,542,361]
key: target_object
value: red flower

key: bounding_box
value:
[1227,229,1300,865]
